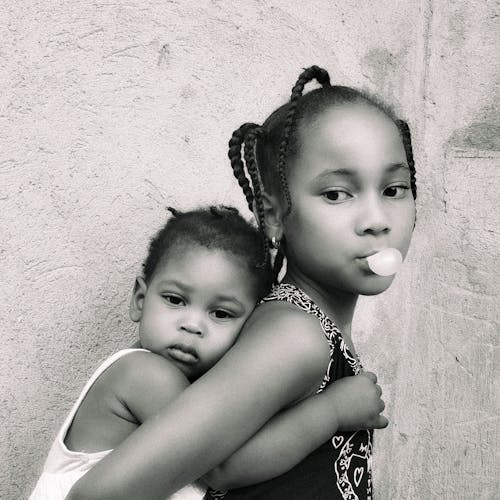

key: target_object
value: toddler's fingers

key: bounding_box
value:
[361,370,377,383]
[373,415,389,429]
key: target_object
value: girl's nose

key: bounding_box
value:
[355,194,390,236]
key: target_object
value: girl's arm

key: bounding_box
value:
[203,371,388,490]
[67,303,330,500]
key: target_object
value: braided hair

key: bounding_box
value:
[142,206,272,299]
[396,119,417,199]
[229,65,417,281]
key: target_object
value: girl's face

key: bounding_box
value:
[130,245,258,380]
[280,103,415,296]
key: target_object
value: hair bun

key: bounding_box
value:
[299,65,331,88]
[167,206,181,217]
[310,65,331,87]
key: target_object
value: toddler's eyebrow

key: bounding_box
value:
[213,295,246,309]
[157,279,191,290]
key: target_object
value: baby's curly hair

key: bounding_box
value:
[142,205,272,299]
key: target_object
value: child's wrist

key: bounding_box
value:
[318,390,342,434]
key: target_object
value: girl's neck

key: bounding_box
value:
[282,270,358,337]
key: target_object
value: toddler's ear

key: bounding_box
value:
[129,276,147,323]
[254,192,284,243]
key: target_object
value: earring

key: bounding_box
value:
[271,236,281,249]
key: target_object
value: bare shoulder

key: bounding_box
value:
[100,351,190,422]
[227,300,331,400]
[107,350,189,393]
[243,300,329,357]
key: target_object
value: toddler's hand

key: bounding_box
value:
[326,371,388,431]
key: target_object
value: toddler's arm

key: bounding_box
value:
[204,371,387,489]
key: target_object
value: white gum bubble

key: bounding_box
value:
[366,248,403,276]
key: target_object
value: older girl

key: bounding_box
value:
[68,65,415,499]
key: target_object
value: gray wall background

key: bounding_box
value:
[2,1,498,498]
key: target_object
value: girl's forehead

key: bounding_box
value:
[297,104,404,163]
[285,104,407,187]
[306,102,397,138]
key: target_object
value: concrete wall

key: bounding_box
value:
[2,1,498,498]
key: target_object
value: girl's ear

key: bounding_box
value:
[129,276,148,323]
[253,192,284,243]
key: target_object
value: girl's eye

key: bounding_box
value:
[384,185,409,198]
[322,190,351,203]
[212,309,234,320]
[163,295,184,306]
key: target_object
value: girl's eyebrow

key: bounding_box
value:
[316,168,356,179]
[315,163,410,181]
[385,162,410,173]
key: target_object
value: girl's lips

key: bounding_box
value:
[356,256,374,273]
[166,345,199,365]
[358,249,382,259]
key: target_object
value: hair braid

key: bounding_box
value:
[277,66,332,215]
[244,127,287,283]
[228,122,260,212]
[397,120,417,199]
[243,127,271,267]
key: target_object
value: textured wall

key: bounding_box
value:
[1,1,498,499]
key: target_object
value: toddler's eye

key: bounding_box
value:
[163,295,184,306]
[384,185,409,198]
[322,190,351,203]
[212,309,234,320]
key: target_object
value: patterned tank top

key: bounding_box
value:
[205,283,373,500]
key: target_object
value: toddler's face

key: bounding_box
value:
[281,102,416,296]
[132,245,258,380]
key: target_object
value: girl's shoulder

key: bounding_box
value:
[251,297,318,327]
[249,289,324,333]
[238,297,330,373]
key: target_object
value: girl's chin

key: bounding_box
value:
[358,275,396,296]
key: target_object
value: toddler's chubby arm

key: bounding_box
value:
[204,370,387,489]
[67,302,355,500]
